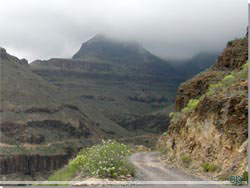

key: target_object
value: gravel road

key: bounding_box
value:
[127,152,246,188]
[70,152,247,188]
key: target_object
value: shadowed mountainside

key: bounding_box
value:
[30,34,183,128]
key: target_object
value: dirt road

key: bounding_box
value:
[128,152,245,188]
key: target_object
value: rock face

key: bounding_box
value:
[122,111,169,133]
[157,37,248,179]
[0,47,8,59]
[175,38,248,111]
[0,154,70,174]
[175,71,225,111]
[213,38,248,70]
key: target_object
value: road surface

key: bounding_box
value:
[70,152,246,188]
[128,152,245,188]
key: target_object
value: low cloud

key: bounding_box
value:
[0,0,247,61]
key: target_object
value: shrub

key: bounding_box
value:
[169,112,175,119]
[49,140,135,180]
[201,162,218,172]
[242,62,248,71]
[162,132,167,136]
[222,74,236,86]
[48,164,78,181]
[207,82,223,96]
[187,99,199,109]
[236,62,248,81]
[181,99,199,113]
[181,155,192,168]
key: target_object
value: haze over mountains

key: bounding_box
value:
[31,34,218,125]
[0,34,219,179]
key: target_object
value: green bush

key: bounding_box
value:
[201,162,218,172]
[222,74,236,86]
[181,155,192,168]
[162,132,167,136]
[169,112,175,119]
[236,62,248,81]
[48,165,78,181]
[207,82,223,96]
[49,140,135,180]
[181,99,199,113]
[242,62,248,71]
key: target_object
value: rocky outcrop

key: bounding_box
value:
[1,120,91,144]
[157,37,248,179]
[213,38,248,70]
[129,90,169,107]
[175,71,225,111]
[31,58,112,72]
[0,154,70,174]
[175,38,248,111]
[81,95,115,101]
[20,58,28,65]
[0,47,8,60]
[122,110,170,134]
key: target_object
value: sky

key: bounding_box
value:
[0,0,248,62]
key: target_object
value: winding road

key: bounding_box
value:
[71,151,246,188]
[127,152,245,188]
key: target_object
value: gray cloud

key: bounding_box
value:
[0,0,247,62]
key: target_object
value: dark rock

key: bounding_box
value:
[122,111,169,134]
[0,154,70,174]
[213,38,248,70]
[0,47,8,60]
[20,58,28,65]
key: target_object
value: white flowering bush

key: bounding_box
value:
[49,140,135,180]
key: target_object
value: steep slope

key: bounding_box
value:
[0,48,131,178]
[73,34,169,66]
[30,35,181,127]
[121,105,173,134]
[157,37,248,180]
[173,52,219,79]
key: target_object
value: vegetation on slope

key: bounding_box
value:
[49,140,135,181]
[169,61,248,124]
[158,57,248,181]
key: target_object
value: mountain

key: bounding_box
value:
[30,35,182,129]
[73,34,166,65]
[157,37,248,180]
[0,34,227,179]
[30,35,221,135]
[0,47,132,178]
[169,52,219,79]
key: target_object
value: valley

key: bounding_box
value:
[0,33,247,185]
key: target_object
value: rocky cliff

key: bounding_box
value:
[121,106,173,134]
[157,37,248,180]
[0,154,70,175]
[175,38,248,111]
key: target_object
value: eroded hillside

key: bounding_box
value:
[0,47,132,178]
[157,37,248,180]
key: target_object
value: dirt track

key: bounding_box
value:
[127,152,244,188]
